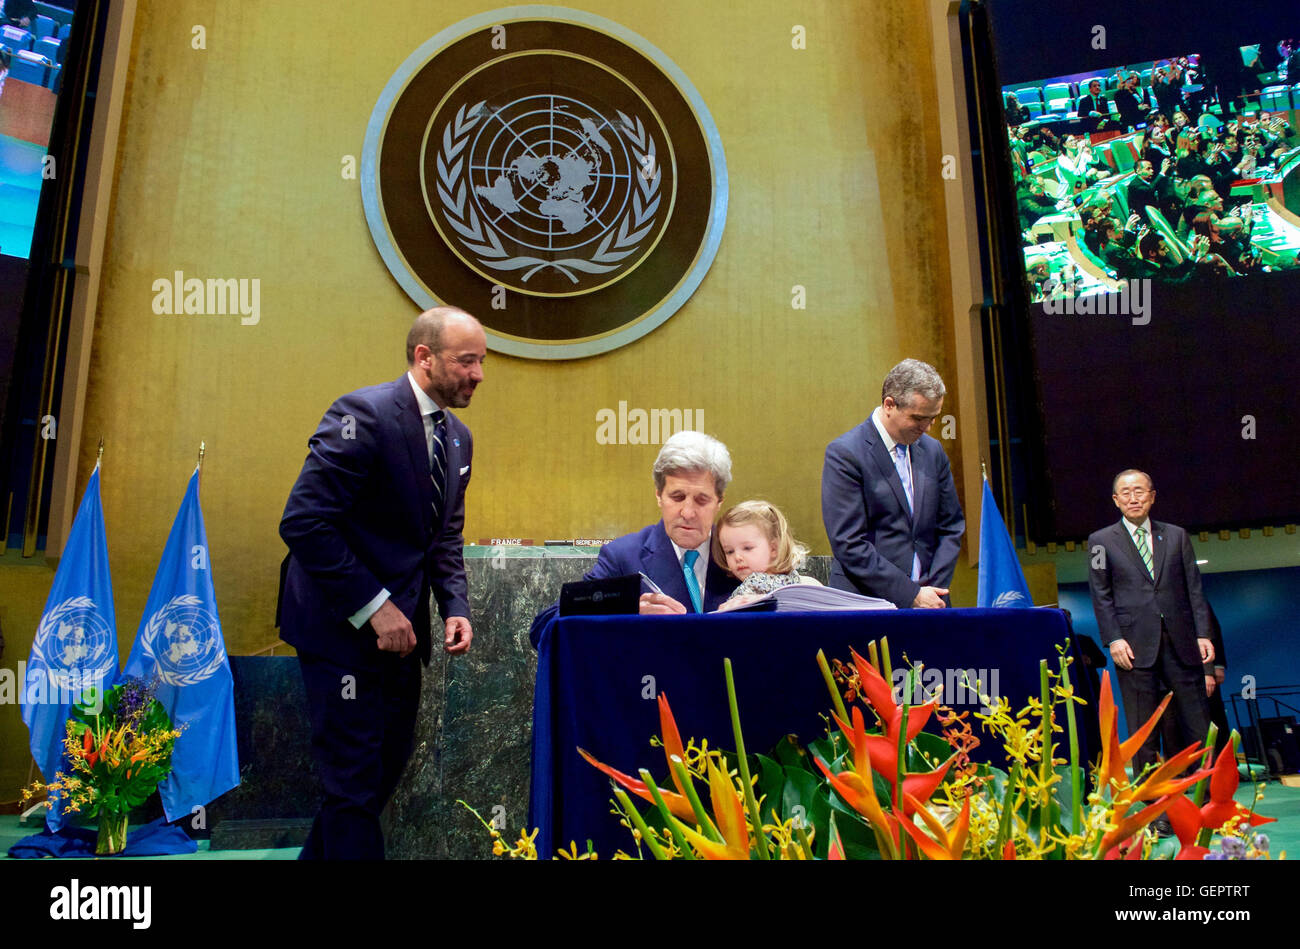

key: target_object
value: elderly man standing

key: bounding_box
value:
[529,430,738,646]
[821,359,965,609]
[1088,469,1214,777]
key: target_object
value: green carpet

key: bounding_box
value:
[0,815,298,860]
[3,781,1296,860]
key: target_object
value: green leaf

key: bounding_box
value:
[1052,764,1085,835]
[824,793,883,860]
[907,732,957,771]
[753,753,786,806]
[782,766,831,858]
[771,734,810,771]
[809,735,848,769]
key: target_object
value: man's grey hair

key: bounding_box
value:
[653,431,732,497]
[1112,469,1155,493]
[881,359,947,408]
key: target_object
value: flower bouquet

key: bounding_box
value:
[575,639,1277,860]
[22,677,182,855]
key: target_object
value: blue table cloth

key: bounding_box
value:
[9,817,197,858]
[529,608,1097,858]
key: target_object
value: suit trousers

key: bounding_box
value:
[297,645,422,860]
[1116,623,1211,776]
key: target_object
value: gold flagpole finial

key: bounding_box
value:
[96,437,104,467]
[197,441,206,471]
[980,458,988,481]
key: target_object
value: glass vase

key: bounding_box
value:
[96,811,129,855]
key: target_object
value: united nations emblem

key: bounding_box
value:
[31,596,116,691]
[363,8,727,359]
[140,594,226,687]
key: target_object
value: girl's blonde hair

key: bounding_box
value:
[711,500,808,576]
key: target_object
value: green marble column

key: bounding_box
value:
[382,547,832,859]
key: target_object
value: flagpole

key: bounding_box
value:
[95,437,104,472]
[980,459,987,482]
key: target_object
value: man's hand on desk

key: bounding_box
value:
[639,592,688,615]
[371,599,416,656]
[912,586,949,609]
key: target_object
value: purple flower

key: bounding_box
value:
[1220,837,1247,859]
[1252,833,1270,851]
[112,675,160,727]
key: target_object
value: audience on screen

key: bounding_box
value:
[1005,50,1300,291]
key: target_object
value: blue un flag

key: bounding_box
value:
[22,464,119,831]
[124,469,239,822]
[976,476,1033,608]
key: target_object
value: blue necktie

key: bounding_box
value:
[430,409,447,523]
[682,549,703,613]
[894,443,914,513]
[894,443,922,581]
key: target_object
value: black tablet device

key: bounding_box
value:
[559,573,642,616]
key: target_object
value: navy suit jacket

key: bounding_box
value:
[1087,519,1210,669]
[821,421,964,609]
[278,375,472,667]
[528,521,738,647]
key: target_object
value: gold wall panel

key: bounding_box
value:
[60,0,959,661]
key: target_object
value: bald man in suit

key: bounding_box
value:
[279,307,484,859]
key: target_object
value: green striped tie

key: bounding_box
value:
[1134,526,1153,578]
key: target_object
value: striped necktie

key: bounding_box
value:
[1134,526,1153,578]
[430,409,447,523]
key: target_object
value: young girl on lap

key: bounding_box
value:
[712,500,820,611]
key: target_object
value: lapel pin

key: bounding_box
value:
[453,437,461,447]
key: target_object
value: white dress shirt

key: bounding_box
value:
[669,536,711,599]
[871,406,922,581]
[346,373,447,629]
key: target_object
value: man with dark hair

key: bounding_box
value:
[1016,178,1059,235]
[1113,73,1146,130]
[1,0,35,29]
[1286,42,1300,88]
[1005,93,1031,125]
[1152,64,1184,119]
[1075,79,1110,131]
[1126,158,1180,223]
[1128,229,1229,281]
[1189,191,1257,274]
[1088,470,1214,784]
[278,306,485,859]
[822,359,965,609]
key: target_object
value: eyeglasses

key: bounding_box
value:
[1116,488,1150,499]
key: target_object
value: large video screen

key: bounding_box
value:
[1008,53,1300,302]
[0,4,74,260]
[984,1,1300,538]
